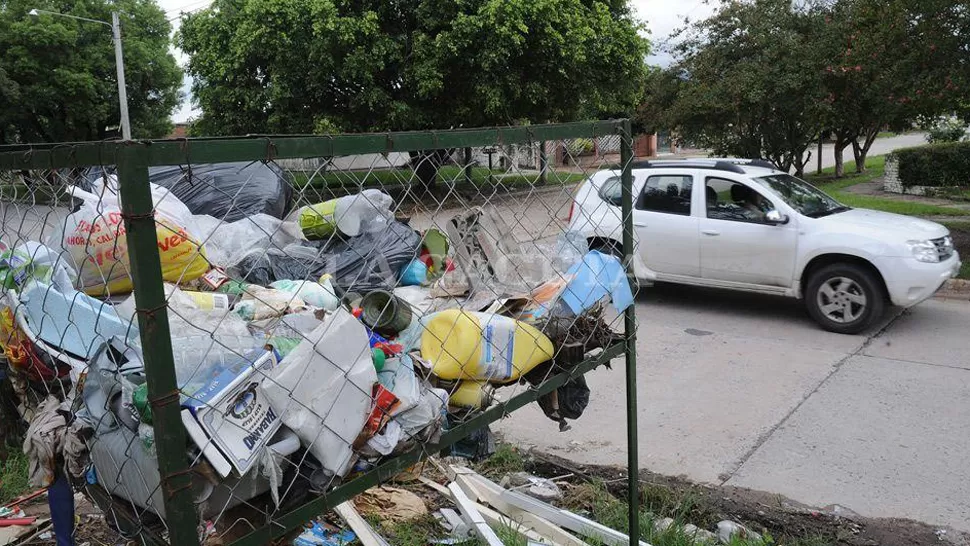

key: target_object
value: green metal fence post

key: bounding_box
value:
[117,143,202,546]
[619,119,641,542]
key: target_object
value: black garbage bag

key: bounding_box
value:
[148,162,294,222]
[83,162,294,222]
[231,220,422,292]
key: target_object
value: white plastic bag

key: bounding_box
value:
[259,307,377,478]
[58,175,209,295]
[269,278,340,311]
[195,213,297,268]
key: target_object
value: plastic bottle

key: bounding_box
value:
[371,347,386,371]
[421,309,554,382]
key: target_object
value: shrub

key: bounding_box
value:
[926,118,968,143]
[565,138,595,156]
[891,141,970,188]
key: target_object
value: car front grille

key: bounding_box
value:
[932,236,955,261]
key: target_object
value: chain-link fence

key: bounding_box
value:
[0,120,639,546]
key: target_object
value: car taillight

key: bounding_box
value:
[566,200,576,223]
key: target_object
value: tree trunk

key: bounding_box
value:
[463,147,473,187]
[833,136,852,178]
[795,150,810,178]
[816,135,823,175]
[410,149,449,194]
[851,129,879,173]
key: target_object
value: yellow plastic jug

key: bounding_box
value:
[448,381,493,409]
[421,309,554,382]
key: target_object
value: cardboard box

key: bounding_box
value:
[182,348,282,475]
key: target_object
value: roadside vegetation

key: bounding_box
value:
[371,445,840,546]
[0,448,29,505]
[806,156,970,217]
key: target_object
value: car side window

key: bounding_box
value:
[636,175,692,215]
[705,177,773,223]
[597,176,622,206]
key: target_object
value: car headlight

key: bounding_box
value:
[907,239,940,263]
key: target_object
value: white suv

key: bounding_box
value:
[567,159,962,334]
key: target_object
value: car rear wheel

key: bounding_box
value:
[806,263,885,334]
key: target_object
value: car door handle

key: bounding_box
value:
[701,229,720,236]
[634,221,648,227]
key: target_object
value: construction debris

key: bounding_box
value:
[501,472,563,502]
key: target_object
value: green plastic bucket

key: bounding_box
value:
[360,290,413,337]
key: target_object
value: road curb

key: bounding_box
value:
[936,278,970,301]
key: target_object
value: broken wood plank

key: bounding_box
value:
[334,502,391,546]
[448,483,504,546]
[466,472,652,546]
[452,473,590,546]
[419,477,562,546]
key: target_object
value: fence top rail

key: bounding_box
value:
[0,120,625,170]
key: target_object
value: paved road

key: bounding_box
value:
[496,287,970,534]
[804,132,927,171]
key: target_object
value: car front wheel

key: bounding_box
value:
[805,263,885,334]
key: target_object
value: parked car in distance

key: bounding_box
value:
[567,158,962,334]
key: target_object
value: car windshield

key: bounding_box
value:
[755,174,849,218]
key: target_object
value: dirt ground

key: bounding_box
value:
[526,451,970,546]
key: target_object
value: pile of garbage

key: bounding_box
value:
[0,165,633,529]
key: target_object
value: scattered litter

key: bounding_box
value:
[354,486,428,523]
[434,508,471,538]
[716,520,762,544]
[334,502,391,546]
[293,520,356,546]
[500,472,562,502]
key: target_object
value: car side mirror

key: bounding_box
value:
[765,210,789,225]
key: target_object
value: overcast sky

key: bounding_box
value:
[159,0,721,122]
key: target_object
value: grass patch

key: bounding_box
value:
[562,481,773,546]
[804,155,887,190]
[373,511,529,546]
[0,448,30,505]
[833,194,970,216]
[475,444,526,478]
[805,155,970,217]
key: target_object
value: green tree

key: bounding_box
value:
[821,0,970,175]
[640,0,828,176]
[176,0,649,187]
[0,0,182,143]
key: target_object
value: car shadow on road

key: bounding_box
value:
[638,281,805,316]
[634,282,899,337]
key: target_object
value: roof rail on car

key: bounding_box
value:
[603,158,778,173]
